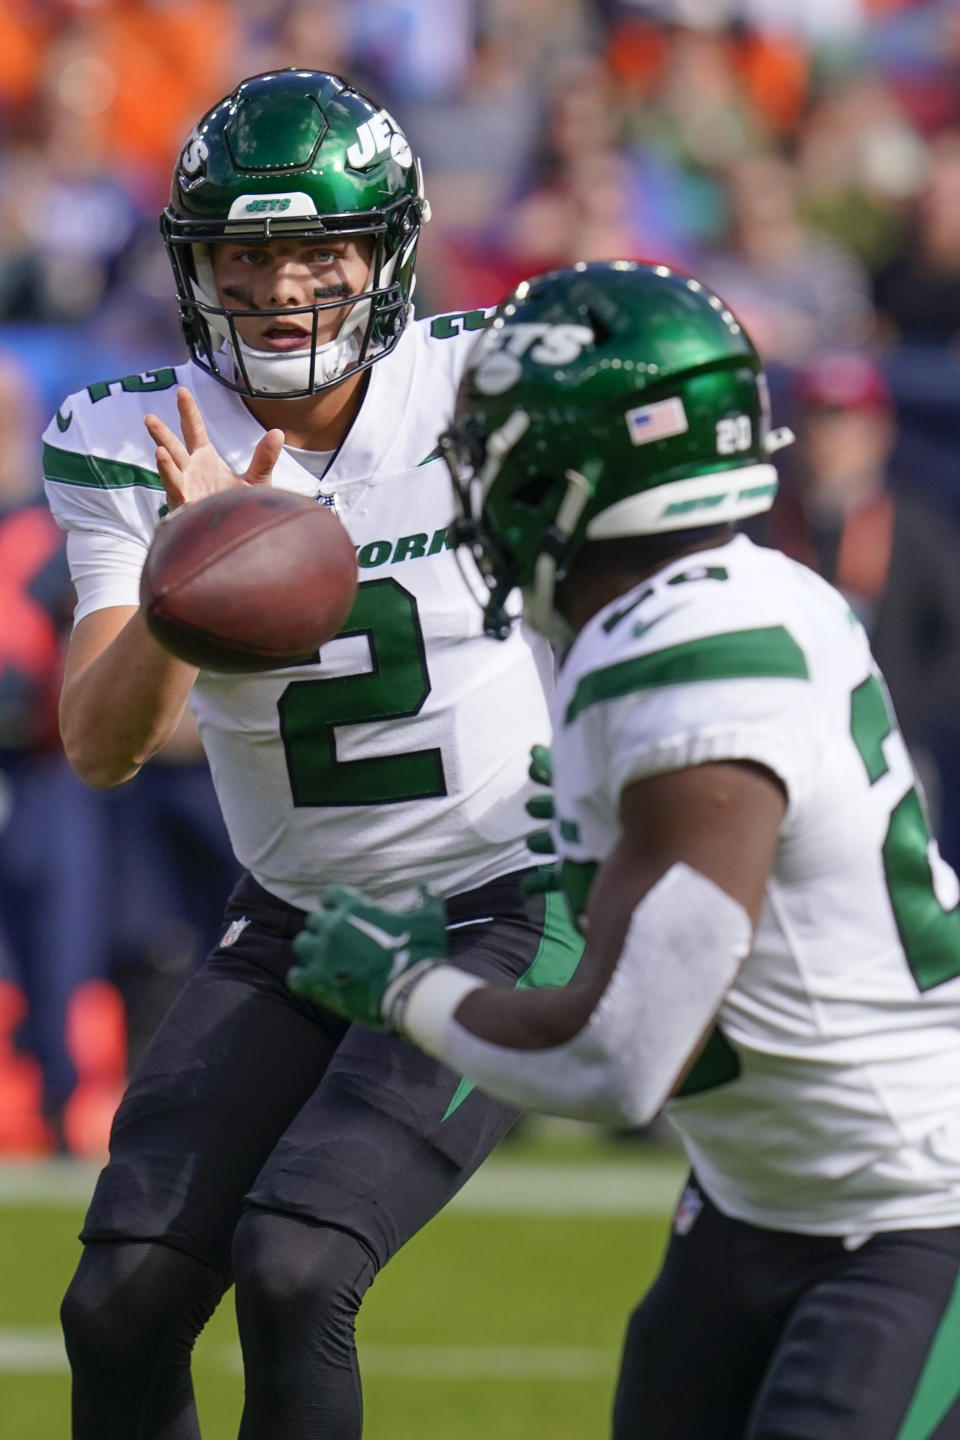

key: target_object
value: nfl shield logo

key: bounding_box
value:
[674,1182,703,1236]
[316,492,342,519]
[220,916,250,949]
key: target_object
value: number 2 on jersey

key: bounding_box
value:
[850,674,960,991]
[278,578,447,807]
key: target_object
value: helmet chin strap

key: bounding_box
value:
[227,328,362,395]
[523,559,575,648]
[523,468,592,644]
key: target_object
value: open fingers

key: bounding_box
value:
[144,411,190,471]
[176,387,211,452]
[154,446,187,507]
[246,428,285,486]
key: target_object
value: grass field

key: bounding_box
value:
[0,1126,682,1438]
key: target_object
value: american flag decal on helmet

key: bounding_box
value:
[625,396,689,447]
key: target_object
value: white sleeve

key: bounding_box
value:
[557,607,818,825]
[601,675,814,817]
[43,403,157,624]
[401,865,751,1127]
[65,527,146,622]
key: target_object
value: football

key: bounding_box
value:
[139,487,358,672]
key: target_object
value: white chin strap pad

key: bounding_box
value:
[401,863,752,1128]
[229,331,361,394]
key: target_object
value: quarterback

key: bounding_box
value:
[290,262,960,1439]
[45,72,581,1440]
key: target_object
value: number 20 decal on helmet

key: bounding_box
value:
[442,260,793,639]
[162,70,430,399]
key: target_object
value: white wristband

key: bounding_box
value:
[398,965,485,1061]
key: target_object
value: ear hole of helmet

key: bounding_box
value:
[512,472,556,512]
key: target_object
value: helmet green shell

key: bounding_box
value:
[161,70,429,397]
[444,261,787,636]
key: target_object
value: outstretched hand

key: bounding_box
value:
[144,387,284,511]
[287,884,449,1029]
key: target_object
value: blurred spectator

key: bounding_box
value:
[864,0,960,137]
[700,152,875,364]
[740,0,867,41]
[252,0,365,89]
[405,16,545,235]
[424,51,683,312]
[0,348,111,1146]
[351,0,476,102]
[501,56,660,264]
[623,23,770,173]
[794,71,925,270]
[0,105,140,324]
[104,717,242,1078]
[869,127,960,516]
[873,129,960,347]
[763,349,960,859]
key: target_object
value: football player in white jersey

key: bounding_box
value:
[289,261,960,1439]
[45,72,582,1440]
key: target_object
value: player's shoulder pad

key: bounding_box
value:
[413,306,496,376]
[43,362,191,454]
[418,307,496,345]
[563,542,811,725]
[587,558,741,659]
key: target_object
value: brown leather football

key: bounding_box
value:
[139,488,358,672]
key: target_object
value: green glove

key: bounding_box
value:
[287,884,449,1029]
[522,744,563,896]
[528,742,554,790]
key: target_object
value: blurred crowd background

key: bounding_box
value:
[3,0,960,1158]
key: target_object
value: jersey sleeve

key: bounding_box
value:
[42,395,163,623]
[563,611,818,819]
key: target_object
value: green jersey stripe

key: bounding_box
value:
[42,443,163,492]
[441,890,584,1120]
[564,625,809,724]
[895,1259,960,1440]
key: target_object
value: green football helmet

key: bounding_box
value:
[161,69,430,399]
[443,260,792,640]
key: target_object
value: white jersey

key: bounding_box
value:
[554,533,960,1234]
[43,313,554,908]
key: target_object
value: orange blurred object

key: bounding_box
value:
[0,1,55,115]
[606,18,672,97]
[39,1,242,197]
[62,979,127,1159]
[98,0,241,178]
[736,31,811,136]
[0,980,55,1156]
[0,978,129,1159]
[65,979,127,1081]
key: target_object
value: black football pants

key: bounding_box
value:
[613,1176,960,1440]
[60,869,581,1439]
